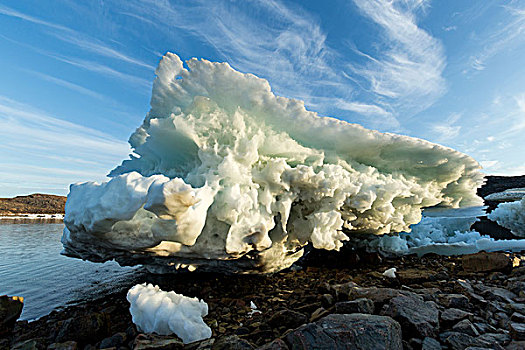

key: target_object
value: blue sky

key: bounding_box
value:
[1,0,524,197]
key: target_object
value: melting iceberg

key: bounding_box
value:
[488,196,525,237]
[127,283,211,343]
[62,52,484,273]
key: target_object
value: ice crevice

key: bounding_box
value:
[62,52,485,273]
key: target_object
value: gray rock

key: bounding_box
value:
[381,294,439,338]
[473,322,497,334]
[506,341,525,350]
[268,309,308,330]
[511,312,525,323]
[482,287,517,303]
[473,333,511,347]
[421,337,441,350]
[334,298,374,315]
[285,313,402,349]
[55,312,109,343]
[452,319,479,337]
[441,308,472,328]
[99,332,126,349]
[440,332,474,350]
[438,294,469,310]
[256,339,289,350]
[213,335,255,350]
[0,295,24,336]
[133,333,184,350]
[47,341,78,350]
[510,322,525,340]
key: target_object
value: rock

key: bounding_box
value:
[510,322,525,340]
[438,294,469,309]
[47,341,78,350]
[0,295,24,336]
[482,287,517,303]
[309,307,329,322]
[212,335,255,350]
[421,337,441,350]
[334,298,374,315]
[441,308,472,328]
[268,309,308,330]
[397,269,439,285]
[55,312,109,343]
[329,282,359,301]
[506,341,525,350]
[320,294,334,308]
[440,331,475,350]
[99,332,126,348]
[133,333,184,350]
[452,319,479,336]
[285,314,402,349]
[256,339,289,350]
[472,322,497,334]
[511,313,525,323]
[381,294,439,338]
[473,333,510,347]
[462,252,513,273]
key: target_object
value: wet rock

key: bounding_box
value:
[421,337,441,350]
[441,308,472,328]
[334,298,374,315]
[55,312,109,343]
[510,322,525,340]
[268,309,307,330]
[256,339,289,350]
[0,295,24,336]
[461,252,513,273]
[133,333,184,350]
[213,335,255,350]
[438,294,469,310]
[47,341,78,350]
[452,319,479,336]
[381,294,439,338]
[285,314,402,349]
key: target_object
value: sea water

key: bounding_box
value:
[0,222,144,320]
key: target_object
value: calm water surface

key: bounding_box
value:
[0,222,145,320]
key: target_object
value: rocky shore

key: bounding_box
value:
[0,194,66,216]
[2,250,524,349]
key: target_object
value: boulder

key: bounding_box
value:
[421,337,441,350]
[55,312,109,343]
[285,313,402,349]
[0,295,24,336]
[256,339,289,350]
[510,322,525,341]
[381,294,439,338]
[461,252,513,273]
[438,294,469,310]
[440,308,472,328]
[268,309,308,330]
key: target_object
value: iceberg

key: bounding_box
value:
[62,52,484,273]
[127,283,211,343]
[488,196,525,237]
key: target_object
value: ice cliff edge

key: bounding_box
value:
[61,52,483,273]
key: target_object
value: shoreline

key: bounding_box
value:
[3,250,524,349]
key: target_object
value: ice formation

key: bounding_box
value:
[127,283,211,344]
[376,206,525,256]
[488,196,525,237]
[62,52,484,273]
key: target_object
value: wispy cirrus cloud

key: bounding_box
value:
[431,112,462,141]
[0,96,130,195]
[0,4,153,70]
[349,0,446,117]
[468,4,525,72]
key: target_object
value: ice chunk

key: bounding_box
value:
[382,267,397,278]
[488,197,525,237]
[126,283,211,344]
[62,52,484,273]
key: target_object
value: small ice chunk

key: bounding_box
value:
[127,283,211,344]
[248,301,261,316]
[383,267,397,278]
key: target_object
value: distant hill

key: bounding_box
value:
[0,194,66,215]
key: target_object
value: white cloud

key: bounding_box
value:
[0,96,130,195]
[349,0,446,115]
[431,113,462,141]
[468,4,525,73]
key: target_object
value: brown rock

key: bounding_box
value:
[462,252,512,272]
[47,341,78,350]
[0,295,24,336]
[133,334,184,350]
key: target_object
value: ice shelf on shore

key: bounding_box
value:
[127,283,211,344]
[61,52,485,273]
[376,206,525,256]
